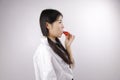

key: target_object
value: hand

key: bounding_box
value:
[65,33,75,48]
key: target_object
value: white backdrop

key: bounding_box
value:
[0,0,120,80]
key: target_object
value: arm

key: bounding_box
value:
[66,46,75,65]
[65,34,75,68]
[33,45,57,80]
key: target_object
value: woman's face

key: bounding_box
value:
[47,16,64,38]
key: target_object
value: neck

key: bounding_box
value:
[48,36,56,43]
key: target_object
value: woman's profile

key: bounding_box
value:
[33,9,75,80]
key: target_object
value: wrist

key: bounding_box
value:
[65,45,71,50]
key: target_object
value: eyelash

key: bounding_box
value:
[59,22,62,23]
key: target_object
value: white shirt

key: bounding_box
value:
[33,36,73,80]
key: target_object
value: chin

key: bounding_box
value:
[57,35,62,38]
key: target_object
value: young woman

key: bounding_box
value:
[33,9,75,80]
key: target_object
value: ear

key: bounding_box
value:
[46,22,51,30]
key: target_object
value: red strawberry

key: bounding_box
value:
[63,31,70,36]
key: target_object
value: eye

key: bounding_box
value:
[59,22,61,23]
[59,21,62,24]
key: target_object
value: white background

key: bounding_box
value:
[0,0,120,80]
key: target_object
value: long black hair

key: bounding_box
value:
[39,9,72,65]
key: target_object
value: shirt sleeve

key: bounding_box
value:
[33,44,57,80]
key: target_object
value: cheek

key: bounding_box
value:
[56,27,62,33]
[54,26,60,31]
[52,25,61,33]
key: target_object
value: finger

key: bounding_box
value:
[65,34,71,40]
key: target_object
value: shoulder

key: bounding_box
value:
[33,36,52,60]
